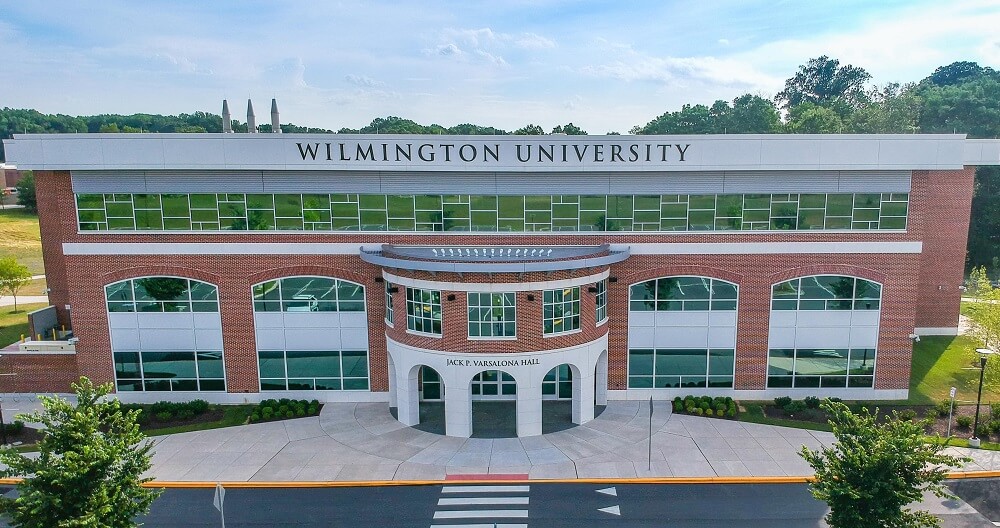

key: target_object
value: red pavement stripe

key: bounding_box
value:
[445,474,529,481]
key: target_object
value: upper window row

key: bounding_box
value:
[75,192,909,233]
[252,276,365,312]
[105,277,219,313]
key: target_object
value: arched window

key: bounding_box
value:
[105,277,219,313]
[768,275,881,389]
[252,276,365,312]
[627,276,739,389]
[105,277,224,392]
[629,276,738,311]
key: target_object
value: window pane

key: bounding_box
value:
[142,351,196,379]
[629,349,654,375]
[287,350,341,378]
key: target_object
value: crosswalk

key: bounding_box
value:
[430,484,530,528]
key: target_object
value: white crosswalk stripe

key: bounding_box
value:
[431,484,530,528]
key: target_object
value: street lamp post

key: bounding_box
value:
[971,349,995,449]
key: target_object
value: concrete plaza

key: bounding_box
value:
[144,401,999,482]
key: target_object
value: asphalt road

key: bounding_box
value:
[136,482,831,527]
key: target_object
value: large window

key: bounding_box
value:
[468,292,516,338]
[767,348,875,388]
[406,287,442,335]
[471,370,516,397]
[76,192,910,233]
[252,277,365,312]
[543,364,573,399]
[594,280,608,324]
[543,287,580,335]
[628,349,735,389]
[629,276,737,311]
[105,277,218,313]
[771,276,881,311]
[114,351,226,392]
[258,350,369,391]
[385,282,394,325]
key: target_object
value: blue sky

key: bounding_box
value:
[2,0,999,133]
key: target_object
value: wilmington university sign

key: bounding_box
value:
[295,140,692,166]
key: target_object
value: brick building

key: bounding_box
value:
[3,131,998,437]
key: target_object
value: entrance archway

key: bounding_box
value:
[542,364,575,433]
[470,370,517,438]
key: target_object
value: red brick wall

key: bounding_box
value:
[0,354,78,393]
[910,168,976,329]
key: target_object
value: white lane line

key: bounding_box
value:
[430,525,528,528]
[433,510,530,519]
[438,497,530,506]
[442,485,530,493]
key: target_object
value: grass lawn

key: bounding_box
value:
[0,303,51,347]
[0,209,42,275]
[909,335,1000,406]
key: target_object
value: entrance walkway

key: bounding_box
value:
[144,401,998,482]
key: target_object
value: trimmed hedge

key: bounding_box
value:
[120,399,211,424]
[248,398,320,423]
[673,396,738,419]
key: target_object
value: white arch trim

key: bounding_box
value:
[386,334,608,437]
[382,269,609,293]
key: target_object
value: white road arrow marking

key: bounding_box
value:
[598,505,621,516]
[596,486,617,497]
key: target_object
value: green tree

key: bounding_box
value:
[551,123,587,135]
[785,102,844,133]
[14,171,35,213]
[777,55,872,110]
[512,124,544,135]
[0,377,160,527]
[801,401,966,528]
[0,256,31,312]
[845,83,921,133]
[968,265,993,297]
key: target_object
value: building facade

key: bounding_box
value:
[4,132,998,437]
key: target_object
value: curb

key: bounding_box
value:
[0,471,996,488]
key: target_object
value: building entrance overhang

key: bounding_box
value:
[360,244,630,273]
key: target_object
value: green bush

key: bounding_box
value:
[155,411,172,421]
[673,400,683,412]
[6,420,25,436]
[307,406,318,416]
[714,403,727,413]
[699,401,711,411]
[774,396,792,408]
[705,408,714,417]
[783,401,807,414]
[897,409,917,422]
[991,402,1000,420]
[957,415,973,428]
[694,407,704,416]
[976,424,991,439]
[250,413,260,423]
[726,406,737,418]
[189,399,210,414]
[936,400,954,417]
[803,396,820,409]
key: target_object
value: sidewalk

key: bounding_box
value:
[144,401,998,482]
[0,295,48,308]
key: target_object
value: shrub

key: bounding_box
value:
[897,409,917,422]
[699,401,711,411]
[308,406,318,416]
[155,411,172,421]
[189,399,210,414]
[694,408,704,416]
[715,403,727,413]
[295,408,305,417]
[726,406,737,418]
[673,400,683,412]
[804,396,820,409]
[956,415,973,428]
[784,401,807,414]
[705,408,714,417]
[6,420,25,436]
[976,424,991,439]
[991,403,1000,420]
[285,411,294,418]
[774,396,792,408]
[935,400,953,417]
[250,413,260,423]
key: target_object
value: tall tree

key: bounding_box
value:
[801,401,966,528]
[0,377,160,527]
[512,124,544,135]
[0,256,31,312]
[785,102,844,133]
[776,55,872,110]
[14,171,35,213]
[551,123,587,135]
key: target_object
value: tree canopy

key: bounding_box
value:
[776,55,872,110]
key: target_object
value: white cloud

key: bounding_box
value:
[345,74,387,89]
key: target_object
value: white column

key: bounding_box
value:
[595,350,608,406]
[516,377,542,437]
[396,365,420,426]
[445,383,472,438]
[387,353,398,409]
[572,368,596,425]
